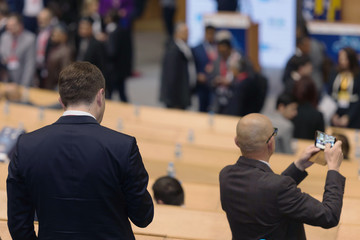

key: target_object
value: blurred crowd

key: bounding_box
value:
[0,0,147,102]
[0,0,359,141]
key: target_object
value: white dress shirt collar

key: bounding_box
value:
[258,160,271,168]
[62,110,96,120]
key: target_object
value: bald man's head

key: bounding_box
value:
[235,114,274,155]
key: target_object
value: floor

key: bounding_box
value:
[125,30,283,115]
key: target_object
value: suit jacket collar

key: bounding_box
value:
[53,116,100,125]
[236,156,273,173]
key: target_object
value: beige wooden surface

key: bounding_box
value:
[1,88,360,240]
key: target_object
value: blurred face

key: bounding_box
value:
[6,17,22,35]
[205,28,215,43]
[280,102,298,120]
[78,20,93,38]
[338,50,349,70]
[298,62,313,77]
[37,10,52,29]
[176,25,188,42]
[218,44,231,59]
[51,28,67,44]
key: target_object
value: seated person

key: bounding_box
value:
[267,93,298,154]
[152,176,184,206]
[292,76,325,140]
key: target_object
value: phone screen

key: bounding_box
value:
[315,131,336,150]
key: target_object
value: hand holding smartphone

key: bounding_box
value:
[310,131,337,165]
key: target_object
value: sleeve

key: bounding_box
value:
[122,138,154,228]
[7,137,37,240]
[281,162,308,185]
[21,37,36,87]
[277,170,345,228]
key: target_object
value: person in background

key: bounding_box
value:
[0,13,36,101]
[160,22,196,109]
[104,9,132,102]
[36,8,56,88]
[216,0,238,11]
[81,0,104,41]
[152,176,184,206]
[6,0,47,33]
[0,1,9,37]
[282,36,311,83]
[159,0,176,38]
[75,16,104,74]
[44,23,73,90]
[208,38,241,113]
[220,113,345,240]
[283,55,313,95]
[192,25,217,112]
[292,76,325,140]
[328,47,360,129]
[267,93,298,154]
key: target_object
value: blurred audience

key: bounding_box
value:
[0,1,8,37]
[44,23,73,90]
[267,93,298,154]
[283,55,312,95]
[328,47,360,129]
[0,14,36,93]
[7,0,46,33]
[75,17,104,73]
[81,0,104,41]
[104,9,132,102]
[282,36,311,83]
[160,22,196,109]
[292,76,325,139]
[192,25,217,112]
[36,8,56,88]
[208,38,241,113]
[152,176,184,206]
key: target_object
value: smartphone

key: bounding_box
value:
[314,131,336,150]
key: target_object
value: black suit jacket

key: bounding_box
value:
[219,156,345,240]
[7,116,154,240]
[160,40,191,109]
[76,37,105,73]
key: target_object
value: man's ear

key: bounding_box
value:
[234,137,240,148]
[58,97,66,110]
[96,88,105,106]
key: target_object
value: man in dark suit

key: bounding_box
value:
[7,62,154,240]
[192,25,217,112]
[219,113,345,240]
[160,23,196,109]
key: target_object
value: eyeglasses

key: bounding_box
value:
[266,127,278,144]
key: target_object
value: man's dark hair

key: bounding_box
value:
[276,93,296,109]
[59,62,105,107]
[291,55,311,71]
[218,39,232,49]
[205,25,216,32]
[152,176,184,206]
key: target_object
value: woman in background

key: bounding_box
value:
[328,47,360,128]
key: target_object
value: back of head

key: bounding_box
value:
[292,76,318,107]
[59,62,105,107]
[152,176,184,206]
[235,113,274,156]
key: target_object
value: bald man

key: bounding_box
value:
[219,113,345,240]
